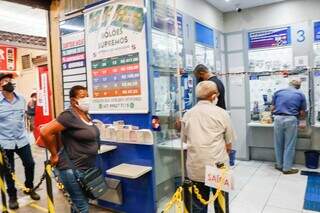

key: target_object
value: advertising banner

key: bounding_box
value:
[34,65,53,147]
[315,21,320,42]
[85,0,149,113]
[60,15,87,109]
[248,27,291,49]
[0,46,17,71]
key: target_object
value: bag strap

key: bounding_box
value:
[61,109,103,175]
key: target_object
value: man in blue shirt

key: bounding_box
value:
[0,73,40,209]
[272,77,307,175]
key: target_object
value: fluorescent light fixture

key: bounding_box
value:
[60,25,84,31]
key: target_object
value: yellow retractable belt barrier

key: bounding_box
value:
[0,151,9,213]
[162,165,228,213]
[45,162,55,213]
[0,147,52,213]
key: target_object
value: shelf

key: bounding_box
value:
[157,139,187,150]
[106,163,152,179]
[101,138,153,145]
[98,145,117,154]
[248,122,274,127]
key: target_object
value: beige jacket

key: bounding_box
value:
[181,100,236,182]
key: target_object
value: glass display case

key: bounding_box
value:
[150,0,185,206]
[249,72,309,123]
[314,70,320,126]
[194,43,215,71]
[248,47,293,72]
[152,29,183,69]
[314,43,320,68]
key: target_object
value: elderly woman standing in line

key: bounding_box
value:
[181,81,236,213]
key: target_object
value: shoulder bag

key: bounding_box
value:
[63,149,107,199]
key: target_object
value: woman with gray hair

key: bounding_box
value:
[181,80,236,213]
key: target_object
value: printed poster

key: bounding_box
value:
[248,47,293,72]
[248,27,291,49]
[60,15,87,109]
[85,0,149,113]
[0,46,17,71]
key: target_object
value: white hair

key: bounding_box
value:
[196,81,218,100]
[289,76,302,86]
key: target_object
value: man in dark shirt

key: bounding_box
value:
[272,78,306,175]
[193,64,226,109]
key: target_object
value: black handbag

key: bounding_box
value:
[63,149,107,199]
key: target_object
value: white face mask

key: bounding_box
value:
[77,97,90,112]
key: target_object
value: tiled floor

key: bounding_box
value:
[7,135,320,212]
[228,160,316,213]
[158,160,320,213]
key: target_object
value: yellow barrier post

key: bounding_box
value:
[45,161,55,213]
[0,151,9,213]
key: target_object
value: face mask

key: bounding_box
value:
[197,78,204,83]
[295,85,301,89]
[77,97,90,112]
[2,82,15,92]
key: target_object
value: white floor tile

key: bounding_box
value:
[262,205,301,213]
[237,160,264,168]
[303,210,320,213]
[231,200,264,213]
[158,160,310,213]
[267,173,307,211]
[232,165,259,191]
[231,162,280,211]
[229,189,241,202]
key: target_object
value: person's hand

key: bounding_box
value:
[298,120,307,129]
[175,118,182,131]
[50,154,59,166]
[226,143,232,154]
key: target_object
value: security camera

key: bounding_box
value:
[236,7,242,12]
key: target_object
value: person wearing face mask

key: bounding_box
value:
[181,81,235,213]
[271,78,306,175]
[26,92,37,131]
[0,73,40,210]
[40,85,100,213]
[193,64,226,110]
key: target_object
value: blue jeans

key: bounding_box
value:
[274,115,298,172]
[58,169,89,213]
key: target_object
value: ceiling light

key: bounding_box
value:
[60,25,84,31]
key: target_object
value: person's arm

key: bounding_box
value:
[180,115,188,144]
[299,94,307,119]
[40,120,65,166]
[223,112,236,154]
[271,94,276,113]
